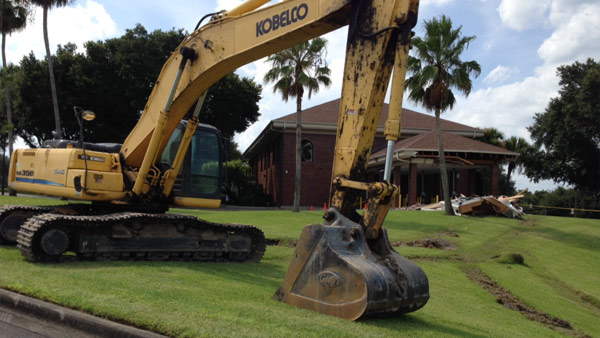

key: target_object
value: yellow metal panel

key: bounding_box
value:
[11,180,126,201]
[9,148,124,201]
[226,0,271,17]
[67,150,116,172]
[234,0,319,52]
[66,170,124,192]
[173,196,221,209]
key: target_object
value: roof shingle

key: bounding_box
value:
[371,130,518,157]
[276,98,480,132]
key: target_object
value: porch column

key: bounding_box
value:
[490,164,499,196]
[393,166,402,208]
[409,163,418,205]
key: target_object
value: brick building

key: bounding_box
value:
[243,99,517,207]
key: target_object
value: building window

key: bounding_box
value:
[301,140,313,162]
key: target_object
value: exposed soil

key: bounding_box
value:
[393,238,457,250]
[407,255,465,262]
[465,268,590,338]
[580,294,600,311]
[520,219,539,227]
[266,238,297,248]
[437,231,460,238]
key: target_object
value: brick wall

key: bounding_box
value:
[280,132,335,206]
[277,132,390,207]
[250,136,281,205]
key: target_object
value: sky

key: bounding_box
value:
[5,0,600,192]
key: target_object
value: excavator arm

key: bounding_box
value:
[121,0,429,319]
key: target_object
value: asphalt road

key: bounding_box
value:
[0,306,98,338]
[0,289,166,338]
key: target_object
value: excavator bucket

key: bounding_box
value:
[274,209,429,320]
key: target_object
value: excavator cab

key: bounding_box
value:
[161,122,224,208]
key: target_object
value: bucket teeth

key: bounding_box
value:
[275,209,429,320]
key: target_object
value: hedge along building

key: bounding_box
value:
[243,99,517,207]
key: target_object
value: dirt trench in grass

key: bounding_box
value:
[465,268,591,338]
[267,231,591,336]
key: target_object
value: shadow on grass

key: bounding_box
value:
[520,225,600,251]
[385,219,454,234]
[37,257,287,289]
[365,315,488,338]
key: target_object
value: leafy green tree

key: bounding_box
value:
[14,44,85,145]
[13,25,262,146]
[521,187,599,219]
[200,72,261,139]
[223,159,271,206]
[264,37,331,212]
[1,0,28,157]
[30,0,73,139]
[477,129,531,194]
[504,136,530,189]
[523,58,600,196]
[497,166,517,196]
[406,15,481,215]
[74,25,187,143]
[224,139,242,161]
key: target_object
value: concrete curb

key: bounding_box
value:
[0,289,167,338]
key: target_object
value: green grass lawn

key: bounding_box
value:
[1,195,599,337]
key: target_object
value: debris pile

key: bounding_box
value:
[419,189,526,218]
[393,238,457,250]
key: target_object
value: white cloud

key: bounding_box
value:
[483,65,517,85]
[421,0,454,7]
[215,0,245,11]
[215,0,282,12]
[538,3,600,68]
[497,0,551,31]
[455,0,600,144]
[5,0,116,65]
[548,0,599,26]
[450,70,558,142]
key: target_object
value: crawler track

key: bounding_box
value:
[0,205,57,244]
[11,208,265,263]
[0,203,165,244]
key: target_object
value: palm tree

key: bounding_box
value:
[479,127,505,147]
[504,136,530,187]
[264,37,331,212]
[406,15,481,215]
[1,0,28,158]
[30,0,72,139]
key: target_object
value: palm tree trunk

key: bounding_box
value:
[1,146,5,196]
[435,109,453,215]
[293,95,302,212]
[506,163,515,189]
[0,0,5,196]
[2,30,13,159]
[43,5,61,138]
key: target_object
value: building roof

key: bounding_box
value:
[244,99,486,158]
[275,98,481,134]
[371,130,518,158]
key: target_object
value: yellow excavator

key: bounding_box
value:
[1,0,428,320]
